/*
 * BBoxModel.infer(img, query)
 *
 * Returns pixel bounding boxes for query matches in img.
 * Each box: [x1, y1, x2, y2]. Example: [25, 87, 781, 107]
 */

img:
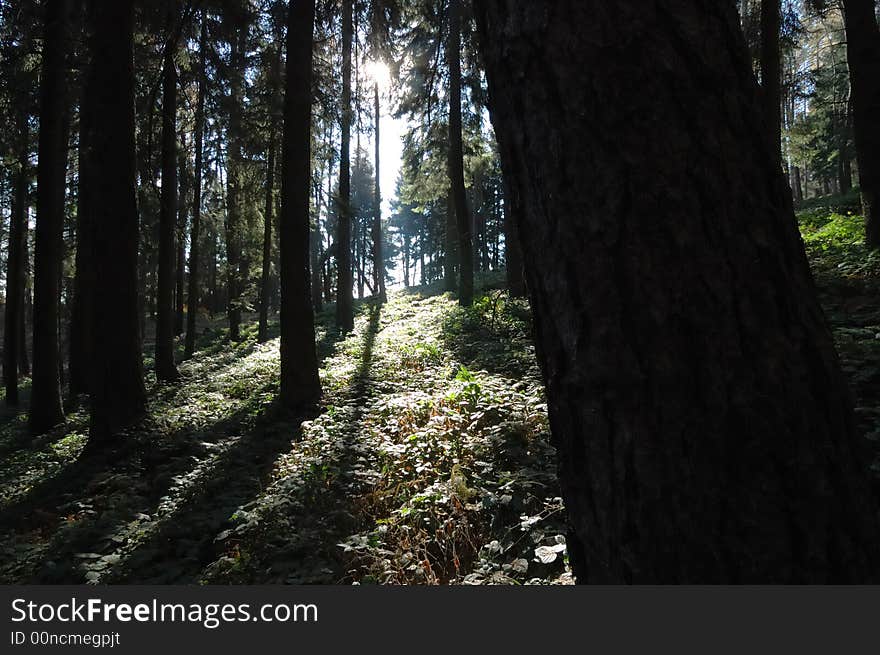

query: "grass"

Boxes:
[2, 196, 878, 585]
[0, 278, 570, 585]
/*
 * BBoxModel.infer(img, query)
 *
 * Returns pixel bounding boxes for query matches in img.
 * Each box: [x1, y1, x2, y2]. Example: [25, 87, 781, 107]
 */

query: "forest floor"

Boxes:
[0, 275, 570, 585]
[1, 193, 879, 585]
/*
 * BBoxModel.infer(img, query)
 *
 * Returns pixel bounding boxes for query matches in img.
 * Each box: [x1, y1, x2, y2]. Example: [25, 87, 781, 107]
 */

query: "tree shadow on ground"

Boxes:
[0, 315, 349, 584]
[102, 303, 383, 584]
[0, 305, 385, 584]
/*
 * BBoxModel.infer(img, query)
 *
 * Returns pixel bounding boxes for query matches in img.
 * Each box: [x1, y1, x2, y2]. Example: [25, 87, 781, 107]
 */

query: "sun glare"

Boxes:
[366, 60, 391, 90]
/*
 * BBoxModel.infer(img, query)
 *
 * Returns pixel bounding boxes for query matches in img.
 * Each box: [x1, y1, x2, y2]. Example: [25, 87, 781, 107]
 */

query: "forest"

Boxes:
[0, 0, 878, 585]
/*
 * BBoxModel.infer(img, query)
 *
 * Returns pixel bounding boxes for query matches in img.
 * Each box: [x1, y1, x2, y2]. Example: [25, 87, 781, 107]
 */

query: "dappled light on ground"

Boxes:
[0, 280, 572, 585]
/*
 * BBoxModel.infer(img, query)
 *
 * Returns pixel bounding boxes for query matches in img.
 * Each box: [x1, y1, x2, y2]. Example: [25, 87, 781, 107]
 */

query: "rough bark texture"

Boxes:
[85, 0, 145, 445]
[31, 0, 72, 433]
[279, 0, 321, 411]
[502, 177, 526, 297]
[336, 0, 354, 332]
[372, 81, 386, 303]
[184, 12, 207, 359]
[760, 0, 781, 167]
[4, 117, 28, 407]
[156, 45, 179, 381]
[842, 0, 880, 248]
[448, 0, 473, 306]
[475, 1, 880, 583]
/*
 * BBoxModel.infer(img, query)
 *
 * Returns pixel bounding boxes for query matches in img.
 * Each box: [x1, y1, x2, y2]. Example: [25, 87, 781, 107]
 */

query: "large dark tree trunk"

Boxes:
[84, 0, 145, 446]
[185, 12, 207, 359]
[156, 43, 179, 381]
[31, 0, 72, 433]
[336, 0, 354, 332]
[69, 55, 94, 396]
[842, 0, 880, 247]
[4, 118, 29, 407]
[372, 81, 386, 302]
[475, 1, 880, 583]
[760, 0, 781, 167]
[279, 0, 321, 411]
[502, 179, 526, 298]
[448, 0, 473, 306]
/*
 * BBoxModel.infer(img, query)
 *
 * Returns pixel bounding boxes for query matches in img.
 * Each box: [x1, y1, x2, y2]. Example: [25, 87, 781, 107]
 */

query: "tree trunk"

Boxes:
[84, 0, 145, 446]
[336, 0, 354, 332]
[444, 191, 457, 292]
[156, 44, 179, 381]
[842, 0, 880, 247]
[502, 178, 526, 298]
[448, 0, 473, 306]
[69, 31, 94, 396]
[279, 0, 321, 411]
[4, 117, 29, 407]
[226, 26, 245, 341]
[419, 218, 426, 286]
[403, 230, 411, 288]
[312, 130, 331, 314]
[185, 12, 207, 359]
[175, 131, 188, 337]
[793, 165, 804, 206]
[310, 193, 324, 314]
[476, 0, 880, 583]
[760, 0, 781, 167]
[20, 280, 30, 377]
[259, 134, 276, 343]
[372, 81, 386, 302]
[31, 0, 72, 432]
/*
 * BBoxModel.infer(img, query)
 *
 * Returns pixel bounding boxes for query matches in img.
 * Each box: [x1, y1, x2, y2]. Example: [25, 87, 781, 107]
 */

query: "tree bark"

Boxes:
[336, 0, 354, 332]
[841, 0, 880, 247]
[155, 43, 179, 381]
[444, 191, 457, 292]
[84, 0, 145, 446]
[69, 60, 93, 395]
[279, 0, 321, 411]
[793, 165, 804, 206]
[185, 11, 207, 359]
[259, 135, 276, 343]
[760, 0, 781, 167]
[225, 24, 245, 341]
[476, 0, 880, 583]
[448, 0, 473, 306]
[502, 177, 526, 297]
[31, 0, 72, 432]
[175, 131, 188, 337]
[4, 116, 29, 407]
